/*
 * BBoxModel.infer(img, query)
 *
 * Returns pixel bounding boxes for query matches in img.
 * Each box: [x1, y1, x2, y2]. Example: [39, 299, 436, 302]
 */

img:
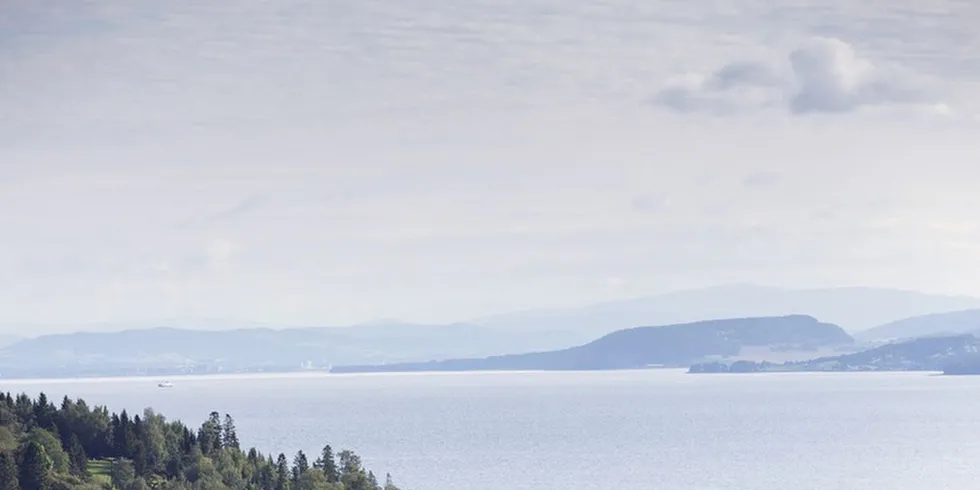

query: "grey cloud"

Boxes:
[706, 61, 786, 91]
[654, 37, 943, 115]
[787, 37, 931, 114]
[653, 62, 787, 114]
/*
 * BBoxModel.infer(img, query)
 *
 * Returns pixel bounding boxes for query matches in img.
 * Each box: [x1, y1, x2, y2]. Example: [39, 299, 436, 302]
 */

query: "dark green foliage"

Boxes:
[33, 393, 54, 431]
[18, 440, 52, 490]
[65, 434, 87, 475]
[0, 450, 19, 490]
[292, 450, 310, 483]
[317, 445, 339, 483]
[197, 412, 223, 457]
[221, 414, 239, 450]
[0, 392, 404, 490]
[275, 453, 290, 490]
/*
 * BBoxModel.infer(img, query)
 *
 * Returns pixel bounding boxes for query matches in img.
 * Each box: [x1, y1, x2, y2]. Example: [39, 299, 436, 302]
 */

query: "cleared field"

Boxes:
[87, 458, 113, 485]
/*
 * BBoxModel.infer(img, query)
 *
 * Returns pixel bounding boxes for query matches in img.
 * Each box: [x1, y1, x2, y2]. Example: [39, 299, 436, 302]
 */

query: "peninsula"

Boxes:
[331, 315, 854, 373]
[689, 334, 980, 373]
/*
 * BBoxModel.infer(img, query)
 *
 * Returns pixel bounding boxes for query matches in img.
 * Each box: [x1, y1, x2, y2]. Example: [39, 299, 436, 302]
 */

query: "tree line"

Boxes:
[0, 392, 402, 490]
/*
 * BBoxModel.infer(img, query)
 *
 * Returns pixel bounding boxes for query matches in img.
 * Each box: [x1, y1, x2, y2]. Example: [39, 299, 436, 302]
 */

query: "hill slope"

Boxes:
[473, 284, 980, 335]
[331, 315, 853, 373]
[0, 334, 19, 349]
[855, 309, 980, 342]
[692, 335, 980, 373]
[0, 323, 572, 378]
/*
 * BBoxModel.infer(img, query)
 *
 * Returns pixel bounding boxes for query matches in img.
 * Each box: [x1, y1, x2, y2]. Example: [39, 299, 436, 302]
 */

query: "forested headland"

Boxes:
[0, 392, 401, 490]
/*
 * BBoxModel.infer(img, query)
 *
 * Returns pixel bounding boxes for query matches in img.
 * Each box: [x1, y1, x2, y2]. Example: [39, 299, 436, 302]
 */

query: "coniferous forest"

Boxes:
[0, 392, 401, 490]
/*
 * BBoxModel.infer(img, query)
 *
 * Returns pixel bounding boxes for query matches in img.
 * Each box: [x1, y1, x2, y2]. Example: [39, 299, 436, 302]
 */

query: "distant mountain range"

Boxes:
[3, 284, 980, 378]
[0, 335, 20, 349]
[0, 323, 571, 378]
[854, 309, 980, 342]
[470, 284, 980, 336]
[331, 315, 854, 373]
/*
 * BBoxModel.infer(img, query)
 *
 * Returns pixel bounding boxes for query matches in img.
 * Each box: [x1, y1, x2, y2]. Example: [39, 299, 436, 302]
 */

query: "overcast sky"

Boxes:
[2, 0, 980, 333]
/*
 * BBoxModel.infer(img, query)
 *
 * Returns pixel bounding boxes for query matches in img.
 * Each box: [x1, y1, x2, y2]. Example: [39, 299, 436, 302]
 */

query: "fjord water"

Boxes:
[4, 370, 980, 489]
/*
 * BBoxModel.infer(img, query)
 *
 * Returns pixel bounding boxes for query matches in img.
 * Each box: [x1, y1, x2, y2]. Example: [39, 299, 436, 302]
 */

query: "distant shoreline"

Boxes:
[0, 367, 699, 384]
[0, 366, 969, 385]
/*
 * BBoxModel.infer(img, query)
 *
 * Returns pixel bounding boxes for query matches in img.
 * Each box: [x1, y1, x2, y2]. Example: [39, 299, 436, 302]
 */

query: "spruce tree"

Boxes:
[0, 450, 19, 490]
[292, 450, 310, 482]
[275, 453, 290, 490]
[319, 444, 339, 483]
[33, 393, 52, 430]
[66, 434, 87, 475]
[18, 440, 52, 490]
[114, 411, 132, 458]
[222, 414, 240, 450]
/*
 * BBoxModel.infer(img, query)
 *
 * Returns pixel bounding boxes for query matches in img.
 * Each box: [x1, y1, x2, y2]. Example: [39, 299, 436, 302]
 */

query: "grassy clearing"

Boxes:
[87, 458, 113, 485]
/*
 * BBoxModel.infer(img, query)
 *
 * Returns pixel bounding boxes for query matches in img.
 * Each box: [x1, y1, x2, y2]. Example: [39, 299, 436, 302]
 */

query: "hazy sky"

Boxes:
[3, 0, 980, 333]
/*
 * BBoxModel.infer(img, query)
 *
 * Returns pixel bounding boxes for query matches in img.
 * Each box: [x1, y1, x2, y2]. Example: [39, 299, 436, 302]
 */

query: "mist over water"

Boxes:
[4, 370, 979, 489]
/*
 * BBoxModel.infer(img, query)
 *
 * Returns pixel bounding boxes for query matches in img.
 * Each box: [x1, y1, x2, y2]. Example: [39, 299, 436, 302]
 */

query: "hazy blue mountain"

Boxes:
[4, 284, 977, 379]
[0, 335, 20, 349]
[692, 335, 980, 373]
[0, 323, 573, 378]
[472, 284, 980, 335]
[854, 309, 980, 342]
[331, 315, 853, 373]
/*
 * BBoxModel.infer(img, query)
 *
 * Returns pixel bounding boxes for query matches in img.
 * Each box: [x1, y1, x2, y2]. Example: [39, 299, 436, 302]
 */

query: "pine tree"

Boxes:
[258, 463, 276, 490]
[66, 434, 87, 475]
[32, 393, 54, 431]
[113, 411, 132, 458]
[13, 395, 34, 429]
[275, 453, 290, 490]
[222, 414, 240, 450]
[319, 444, 339, 483]
[0, 450, 19, 490]
[197, 412, 222, 456]
[18, 440, 52, 490]
[292, 450, 309, 482]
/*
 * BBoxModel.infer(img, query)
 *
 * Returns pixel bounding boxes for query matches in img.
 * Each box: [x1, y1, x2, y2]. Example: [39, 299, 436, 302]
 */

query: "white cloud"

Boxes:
[654, 37, 944, 115]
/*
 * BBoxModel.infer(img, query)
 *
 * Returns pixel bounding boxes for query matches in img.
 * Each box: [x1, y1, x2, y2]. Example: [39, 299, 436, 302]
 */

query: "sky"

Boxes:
[2, 0, 980, 333]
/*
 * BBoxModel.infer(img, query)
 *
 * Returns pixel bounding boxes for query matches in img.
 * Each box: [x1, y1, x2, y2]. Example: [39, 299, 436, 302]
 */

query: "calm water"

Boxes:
[3, 370, 980, 489]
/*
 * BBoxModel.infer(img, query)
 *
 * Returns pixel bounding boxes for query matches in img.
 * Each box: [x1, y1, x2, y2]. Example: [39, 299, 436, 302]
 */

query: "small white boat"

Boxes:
[157, 381, 174, 388]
